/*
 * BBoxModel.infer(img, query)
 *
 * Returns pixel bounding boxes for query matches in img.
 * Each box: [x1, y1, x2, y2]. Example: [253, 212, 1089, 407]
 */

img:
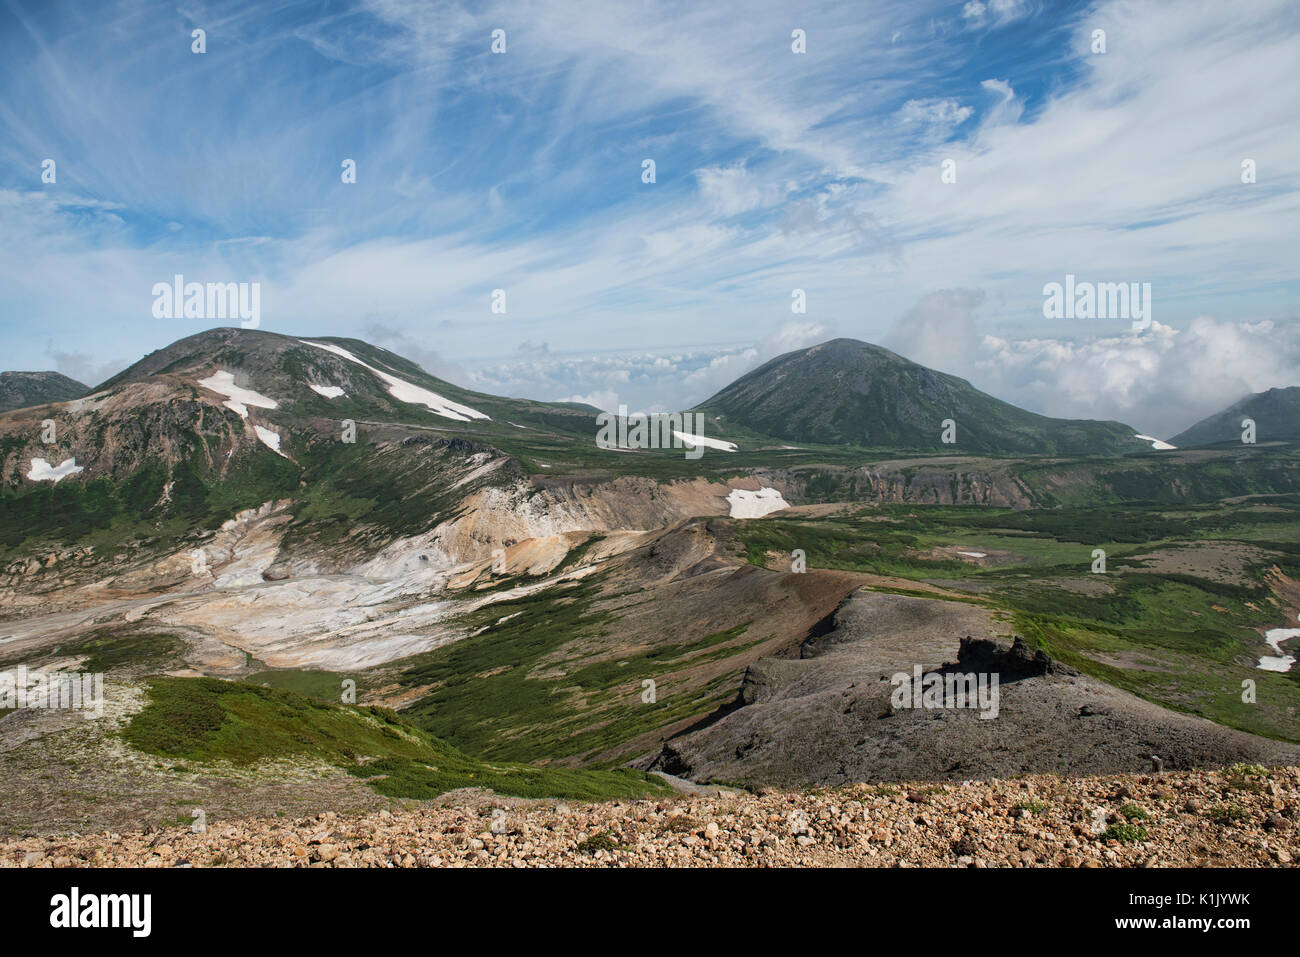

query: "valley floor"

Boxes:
[6, 766, 1297, 868]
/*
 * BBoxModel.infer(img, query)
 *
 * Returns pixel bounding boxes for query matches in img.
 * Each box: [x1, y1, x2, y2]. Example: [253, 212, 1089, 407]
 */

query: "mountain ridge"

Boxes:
[1171, 386, 1300, 447]
[0, 371, 87, 413]
[693, 337, 1143, 456]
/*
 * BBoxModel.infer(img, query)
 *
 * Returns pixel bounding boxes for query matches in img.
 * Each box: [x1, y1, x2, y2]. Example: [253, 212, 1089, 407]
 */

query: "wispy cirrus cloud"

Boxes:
[0, 0, 1295, 433]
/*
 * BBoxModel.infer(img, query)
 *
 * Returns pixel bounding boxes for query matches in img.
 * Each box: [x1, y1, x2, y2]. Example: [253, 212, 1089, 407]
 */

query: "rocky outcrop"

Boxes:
[948, 635, 1080, 680]
[650, 590, 1300, 788]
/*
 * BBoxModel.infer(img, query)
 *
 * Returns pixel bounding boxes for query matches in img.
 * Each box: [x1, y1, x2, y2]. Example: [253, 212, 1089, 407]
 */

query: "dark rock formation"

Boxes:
[945, 635, 1079, 680]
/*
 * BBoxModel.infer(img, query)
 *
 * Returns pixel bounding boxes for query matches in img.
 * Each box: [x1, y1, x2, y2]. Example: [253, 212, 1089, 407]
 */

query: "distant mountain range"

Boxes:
[0, 371, 87, 412]
[1170, 387, 1300, 447]
[2, 329, 1293, 505]
[693, 338, 1142, 455]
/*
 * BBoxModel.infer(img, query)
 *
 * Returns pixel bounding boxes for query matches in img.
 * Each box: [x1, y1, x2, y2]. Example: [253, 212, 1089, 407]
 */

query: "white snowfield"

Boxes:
[957, 550, 987, 558]
[726, 486, 789, 518]
[309, 384, 346, 398]
[253, 425, 288, 457]
[1260, 615, 1300, 673]
[301, 340, 489, 422]
[27, 457, 83, 483]
[197, 370, 279, 418]
[673, 430, 738, 452]
[1135, 434, 1176, 450]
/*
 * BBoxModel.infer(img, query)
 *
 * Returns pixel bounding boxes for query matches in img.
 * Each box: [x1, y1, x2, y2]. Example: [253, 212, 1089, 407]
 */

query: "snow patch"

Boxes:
[957, 551, 987, 558]
[1135, 434, 1176, 450]
[301, 340, 489, 422]
[197, 370, 279, 418]
[1259, 616, 1300, 672]
[726, 486, 789, 518]
[254, 425, 288, 457]
[309, 384, 346, 399]
[674, 430, 738, 452]
[27, 457, 83, 483]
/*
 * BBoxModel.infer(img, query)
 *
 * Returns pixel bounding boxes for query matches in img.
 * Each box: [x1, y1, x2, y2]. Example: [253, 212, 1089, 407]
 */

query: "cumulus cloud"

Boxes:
[44, 345, 127, 390]
[880, 290, 1300, 439]
[897, 98, 975, 145]
[899, 98, 973, 128]
[468, 320, 838, 414]
[976, 318, 1300, 438]
[694, 165, 782, 218]
[883, 289, 984, 376]
[473, 350, 677, 413]
[761, 320, 838, 358]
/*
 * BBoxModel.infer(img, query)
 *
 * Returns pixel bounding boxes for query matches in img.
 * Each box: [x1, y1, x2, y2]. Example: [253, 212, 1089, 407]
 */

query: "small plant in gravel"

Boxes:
[1205, 803, 1249, 824]
[1224, 764, 1267, 792]
[1119, 803, 1150, 821]
[577, 832, 622, 853]
[1014, 800, 1048, 814]
[1102, 822, 1148, 843]
[660, 815, 701, 834]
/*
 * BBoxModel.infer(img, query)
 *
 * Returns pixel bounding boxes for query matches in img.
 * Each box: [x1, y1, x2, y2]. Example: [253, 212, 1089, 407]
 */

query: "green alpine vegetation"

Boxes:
[393, 577, 757, 765]
[124, 676, 670, 801]
[1170, 387, 1300, 447]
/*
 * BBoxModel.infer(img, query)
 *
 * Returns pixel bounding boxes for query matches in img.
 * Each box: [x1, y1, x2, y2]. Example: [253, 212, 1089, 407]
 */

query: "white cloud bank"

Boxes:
[885, 290, 1300, 439]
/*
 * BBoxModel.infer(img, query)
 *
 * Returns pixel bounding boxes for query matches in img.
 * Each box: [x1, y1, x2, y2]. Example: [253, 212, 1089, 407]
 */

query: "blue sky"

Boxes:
[1, 0, 1298, 436]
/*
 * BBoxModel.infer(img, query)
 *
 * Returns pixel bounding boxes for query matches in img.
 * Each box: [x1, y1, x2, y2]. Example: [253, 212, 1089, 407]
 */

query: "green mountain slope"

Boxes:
[126, 676, 668, 801]
[693, 338, 1142, 456]
[1170, 387, 1300, 447]
[0, 371, 87, 412]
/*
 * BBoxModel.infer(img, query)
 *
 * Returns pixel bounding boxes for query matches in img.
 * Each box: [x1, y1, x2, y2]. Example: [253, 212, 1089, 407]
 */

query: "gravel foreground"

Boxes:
[6, 767, 1298, 868]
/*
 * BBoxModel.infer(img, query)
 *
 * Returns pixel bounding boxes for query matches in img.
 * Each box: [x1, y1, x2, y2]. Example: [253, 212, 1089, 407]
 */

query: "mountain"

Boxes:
[0, 327, 606, 558]
[1170, 387, 1300, 447]
[0, 327, 604, 486]
[92, 326, 598, 435]
[0, 371, 87, 412]
[693, 338, 1142, 455]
